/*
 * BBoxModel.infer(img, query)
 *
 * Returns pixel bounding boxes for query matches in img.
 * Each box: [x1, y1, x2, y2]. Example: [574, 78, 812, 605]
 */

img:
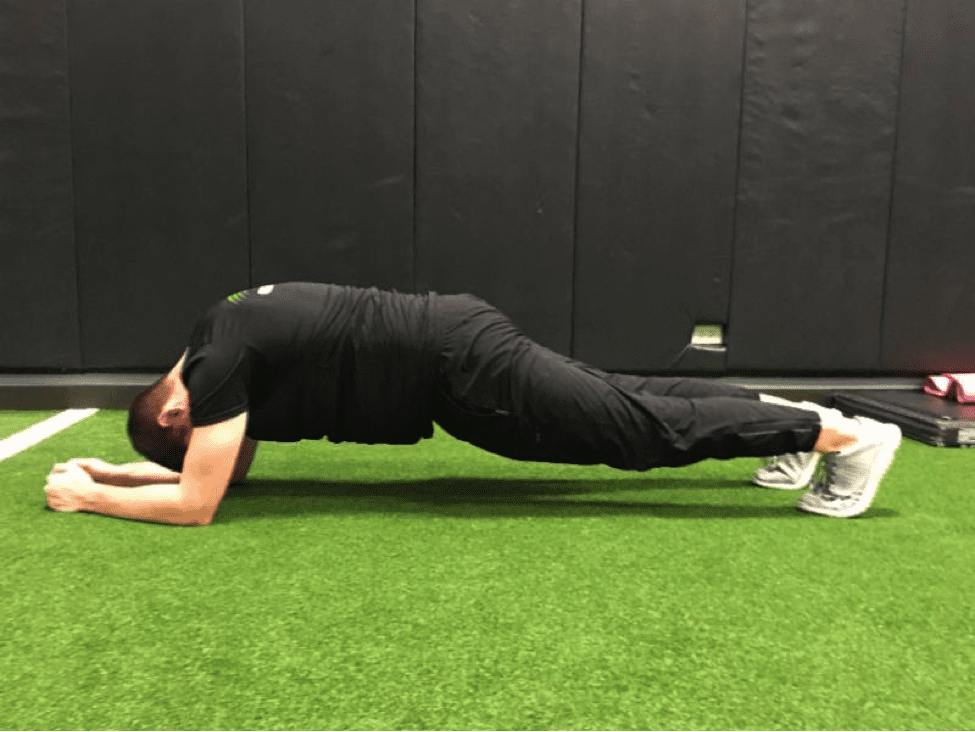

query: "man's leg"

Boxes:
[431, 295, 822, 470]
[751, 394, 849, 489]
[550, 344, 871, 467]
[430, 295, 900, 517]
[523, 348, 767, 402]
[524, 358, 900, 518]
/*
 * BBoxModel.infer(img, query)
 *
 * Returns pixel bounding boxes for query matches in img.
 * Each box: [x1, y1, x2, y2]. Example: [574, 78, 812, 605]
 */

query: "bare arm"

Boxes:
[119, 461, 181, 486]
[78, 482, 212, 526]
[79, 463, 249, 524]
[47, 458, 180, 487]
[116, 437, 257, 486]
[45, 413, 249, 525]
[231, 437, 259, 484]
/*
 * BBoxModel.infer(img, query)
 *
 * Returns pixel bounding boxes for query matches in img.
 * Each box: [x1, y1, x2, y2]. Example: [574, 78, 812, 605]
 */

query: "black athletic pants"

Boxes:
[430, 294, 821, 471]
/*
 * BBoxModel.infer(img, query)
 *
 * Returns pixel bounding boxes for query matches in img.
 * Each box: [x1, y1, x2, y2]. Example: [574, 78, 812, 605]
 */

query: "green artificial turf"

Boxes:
[1, 410, 973, 730]
[0, 409, 59, 440]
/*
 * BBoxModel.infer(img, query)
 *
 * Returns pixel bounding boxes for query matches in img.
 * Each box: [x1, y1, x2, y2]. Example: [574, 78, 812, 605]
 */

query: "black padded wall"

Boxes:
[414, 0, 581, 352]
[882, 0, 975, 372]
[727, 0, 905, 371]
[69, 0, 249, 368]
[6, 0, 975, 374]
[246, 0, 415, 292]
[573, 0, 747, 371]
[0, 0, 80, 369]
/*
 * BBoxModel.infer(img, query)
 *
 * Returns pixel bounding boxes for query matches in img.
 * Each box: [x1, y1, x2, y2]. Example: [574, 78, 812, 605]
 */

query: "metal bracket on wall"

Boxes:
[667, 323, 727, 371]
[690, 323, 726, 352]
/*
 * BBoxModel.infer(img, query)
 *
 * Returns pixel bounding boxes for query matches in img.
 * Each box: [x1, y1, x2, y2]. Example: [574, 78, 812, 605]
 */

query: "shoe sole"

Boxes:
[753, 453, 821, 490]
[797, 423, 902, 518]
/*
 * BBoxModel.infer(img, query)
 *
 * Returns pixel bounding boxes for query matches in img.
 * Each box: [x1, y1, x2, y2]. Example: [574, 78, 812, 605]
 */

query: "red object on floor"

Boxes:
[923, 374, 975, 403]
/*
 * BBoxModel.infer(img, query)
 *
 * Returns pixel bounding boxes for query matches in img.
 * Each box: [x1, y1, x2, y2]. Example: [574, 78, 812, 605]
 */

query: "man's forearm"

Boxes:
[115, 462, 181, 488]
[82, 483, 212, 525]
[114, 462, 247, 488]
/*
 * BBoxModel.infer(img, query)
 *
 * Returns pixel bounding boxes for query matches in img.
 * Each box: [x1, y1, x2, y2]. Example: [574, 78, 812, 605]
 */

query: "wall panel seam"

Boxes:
[878, 0, 911, 370]
[412, 0, 419, 293]
[65, 0, 84, 368]
[241, 0, 253, 289]
[569, 0, 587, 359]
[724, 0, 751, 347]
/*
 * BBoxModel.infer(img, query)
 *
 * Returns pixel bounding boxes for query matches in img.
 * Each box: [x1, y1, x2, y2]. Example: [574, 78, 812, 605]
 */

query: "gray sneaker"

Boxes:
[797, 417, 902, 518]
[753, 452, 821, 490]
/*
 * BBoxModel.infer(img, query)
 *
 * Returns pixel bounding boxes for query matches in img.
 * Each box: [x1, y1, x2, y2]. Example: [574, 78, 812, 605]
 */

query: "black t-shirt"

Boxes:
[181, 283, 441, 444]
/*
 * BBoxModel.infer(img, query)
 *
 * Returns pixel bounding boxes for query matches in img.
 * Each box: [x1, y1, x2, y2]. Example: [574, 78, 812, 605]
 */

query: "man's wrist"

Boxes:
[79, 483, 102, 512]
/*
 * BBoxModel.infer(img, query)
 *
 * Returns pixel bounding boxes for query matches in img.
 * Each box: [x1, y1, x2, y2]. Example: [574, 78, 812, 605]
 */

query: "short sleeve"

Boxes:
[182, 343, 252, 427]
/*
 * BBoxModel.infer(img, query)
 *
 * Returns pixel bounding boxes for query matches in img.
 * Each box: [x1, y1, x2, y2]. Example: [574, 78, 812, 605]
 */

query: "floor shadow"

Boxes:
[219, 477, 899, 522]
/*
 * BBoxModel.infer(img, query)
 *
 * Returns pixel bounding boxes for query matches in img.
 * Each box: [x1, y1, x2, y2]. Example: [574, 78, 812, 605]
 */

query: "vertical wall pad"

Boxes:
[573, 0, 747, 372]
[0, 0, 80, 368]
[415, 0, 581, 352]
[728, 0, 905, 371]
[246, 0, 415, 292]
[882, 0, 975, 373]
[70, 0, 248, 369]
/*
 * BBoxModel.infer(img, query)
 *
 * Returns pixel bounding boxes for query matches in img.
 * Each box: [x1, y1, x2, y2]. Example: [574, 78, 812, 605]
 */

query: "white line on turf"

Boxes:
[0, 409, 100, 463]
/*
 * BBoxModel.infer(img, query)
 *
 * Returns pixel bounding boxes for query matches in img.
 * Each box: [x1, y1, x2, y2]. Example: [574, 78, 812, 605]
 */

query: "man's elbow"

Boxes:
[175, 473, 229, 526]
[184, 511, 215, 527]
[179, 500, 218, 526]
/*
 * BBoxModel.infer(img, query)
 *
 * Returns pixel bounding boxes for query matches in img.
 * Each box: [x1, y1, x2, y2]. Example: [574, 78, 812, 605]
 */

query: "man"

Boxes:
[45, 282, 901, 525]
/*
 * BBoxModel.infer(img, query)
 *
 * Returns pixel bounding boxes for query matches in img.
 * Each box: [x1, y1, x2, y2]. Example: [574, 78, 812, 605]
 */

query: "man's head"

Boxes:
[127, 368, 192, 472]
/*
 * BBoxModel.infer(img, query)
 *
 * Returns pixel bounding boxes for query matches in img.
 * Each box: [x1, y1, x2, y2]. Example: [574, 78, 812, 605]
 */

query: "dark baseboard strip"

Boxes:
[0, 374, 925, 411]
[0, 374, 162, 410]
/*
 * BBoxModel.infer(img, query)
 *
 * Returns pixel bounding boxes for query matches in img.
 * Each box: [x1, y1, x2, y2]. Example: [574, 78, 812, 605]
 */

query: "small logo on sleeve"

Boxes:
[227, 285, 274, 304]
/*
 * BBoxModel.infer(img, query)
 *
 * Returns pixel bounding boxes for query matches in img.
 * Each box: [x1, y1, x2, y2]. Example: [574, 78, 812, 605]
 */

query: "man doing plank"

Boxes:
[45, 283, 901, 524]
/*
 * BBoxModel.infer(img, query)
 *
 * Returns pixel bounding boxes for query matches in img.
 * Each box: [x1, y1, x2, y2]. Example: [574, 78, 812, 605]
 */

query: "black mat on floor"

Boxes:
[832, 390, 975, 447]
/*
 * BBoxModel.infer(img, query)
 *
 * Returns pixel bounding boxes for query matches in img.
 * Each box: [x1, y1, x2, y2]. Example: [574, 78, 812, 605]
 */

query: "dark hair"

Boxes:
[127, 377, 188, 472]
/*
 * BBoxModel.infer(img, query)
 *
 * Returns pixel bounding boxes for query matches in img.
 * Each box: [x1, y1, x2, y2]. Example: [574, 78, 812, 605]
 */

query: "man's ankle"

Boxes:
[814, 425, 858, 454]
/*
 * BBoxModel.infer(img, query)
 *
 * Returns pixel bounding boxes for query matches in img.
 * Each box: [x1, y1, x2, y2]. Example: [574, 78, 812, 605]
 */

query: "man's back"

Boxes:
[182, 283, 441, 444]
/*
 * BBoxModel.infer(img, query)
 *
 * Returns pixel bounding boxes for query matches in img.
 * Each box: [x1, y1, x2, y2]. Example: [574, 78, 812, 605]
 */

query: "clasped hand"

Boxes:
[45, 458, 106, 512]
